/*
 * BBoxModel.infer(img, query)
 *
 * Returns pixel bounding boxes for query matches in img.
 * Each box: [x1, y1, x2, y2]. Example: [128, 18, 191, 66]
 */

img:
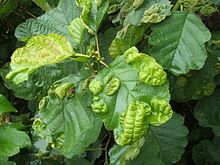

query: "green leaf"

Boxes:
[79, 0, 109, 33]
[169, 53, 220, 102]
[109, 24, 147, 58]
[194, 89, 220, 136]
[182, 0, 218, 16]
[129, 113, 188, 164]
[0, 0, 16, 16]
[149, 11, 211, 75]
[32, 0, 52, 11]
[99, 27, 117, 63]
[33, 75, 102, 158]
[123, 0, 172, 26]
[0, 125, 31, 157]
[6, 34, 74, 84]
[1, 59, 79, 100]
[68, 18, 92, 54]
[0, 94, 17, 113]
[15, 0, 80, 41]
[89, 47, 172, 146]
[0, 157, 15, 165]
[193, 137, 220, 165]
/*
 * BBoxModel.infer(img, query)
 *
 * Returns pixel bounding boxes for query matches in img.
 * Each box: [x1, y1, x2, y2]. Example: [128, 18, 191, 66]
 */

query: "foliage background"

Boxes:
[0, 0, 220, 164]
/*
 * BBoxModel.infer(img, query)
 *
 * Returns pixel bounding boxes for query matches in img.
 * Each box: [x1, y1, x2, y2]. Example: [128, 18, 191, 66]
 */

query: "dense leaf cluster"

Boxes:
[0, 0, 220, 164]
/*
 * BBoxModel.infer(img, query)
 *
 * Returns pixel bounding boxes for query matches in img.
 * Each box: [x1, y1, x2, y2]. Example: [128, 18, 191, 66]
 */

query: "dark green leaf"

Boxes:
[193, 137, 220, 165]
[33, 75, 102, 158]
[194, 89, 220, 136]
[15, 0, 80, 41]
[149, 11, 211, 75]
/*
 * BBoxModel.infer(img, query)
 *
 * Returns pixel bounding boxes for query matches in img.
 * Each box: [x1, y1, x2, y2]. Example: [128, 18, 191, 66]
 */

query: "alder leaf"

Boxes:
[149, 11, 211, 75]
[89, 47, 172, 146]
[194, 89, 220, 136]
[78, 0, 109, 33]
[6, 34, 74, 84]
[0, 125, 31, 157]
[15, 0, 80, 41]
[0, 94, 17, 113]
[33, 75, 102, 158]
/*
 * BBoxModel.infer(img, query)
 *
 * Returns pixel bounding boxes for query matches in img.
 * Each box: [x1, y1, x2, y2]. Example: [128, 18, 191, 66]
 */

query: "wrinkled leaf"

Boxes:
[1, 59, 79, 100]
[0, 125, 31, 157]
[149, 11, 211, 75]
[79, 0, 109, 33]
[109, 24, 147, 58]
[6, 34, 74, 84]
[182, 0, 218, 16]
[89, 47, 172, 146]
[33, 75, 102, 158]
[129, 113, 188, 164]
[194, 89, 220, 136]
[123, 0, 172, 26]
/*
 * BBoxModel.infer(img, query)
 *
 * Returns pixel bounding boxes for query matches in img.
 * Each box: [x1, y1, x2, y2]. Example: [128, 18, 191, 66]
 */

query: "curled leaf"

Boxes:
[118, 100, 151, 145]
[141, 0, 172, 24]
[146, 99, 173, 126]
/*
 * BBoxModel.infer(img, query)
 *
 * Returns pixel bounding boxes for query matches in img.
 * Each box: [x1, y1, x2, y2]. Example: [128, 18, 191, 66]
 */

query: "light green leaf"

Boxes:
[89, 47, 172, 146]
[129, 113, 188, 164]
[68, 18, 91, 54]
[149, 11, 211, 75]
[0, 125, 31, 157]
[109, 24, 146, 58]
[193, 137, 220, 165]
[15, 0, 80, 41]
[169, 53, 220, 102]
[123, 0, 172, 26]
[0, 94, 17, 113]
[32, 0, 52, 11]
[33, 75, 102, 158]
[79, 0, 109, 33]
[182, 0, 218, 16]
[0, 157, 15, 165]
[194, 89, 220, 136]
[6, 34, 74, 84]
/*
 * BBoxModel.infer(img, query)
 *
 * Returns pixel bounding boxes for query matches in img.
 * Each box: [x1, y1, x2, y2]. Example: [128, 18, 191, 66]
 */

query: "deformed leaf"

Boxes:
[194, 89, 220, 136]
[0, 125, 31, 157]
[33, 75, 102, 158]
[129, 113, 188, 164]
[109, 24, 146, 58]
[1, 59, 79, 100]
[79, 0, 109, 33]
[6, 34, 74, 84]
[89, 47, 172, 146]
[141, 0, 172, 24]
[0, 94, 17, 113]
[149, 11, 211, 75]
[182, 0, 218, 16]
